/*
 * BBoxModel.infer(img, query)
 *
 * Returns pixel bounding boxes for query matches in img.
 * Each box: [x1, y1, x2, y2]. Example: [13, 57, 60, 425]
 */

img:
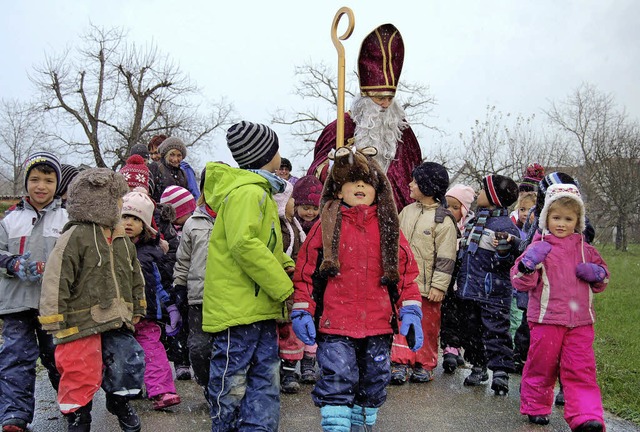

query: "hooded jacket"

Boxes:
[292, 204, 422, 338]
[511, 232, 608, 327]
[38, 222, 146, 344]
[201, 163, 294, 333]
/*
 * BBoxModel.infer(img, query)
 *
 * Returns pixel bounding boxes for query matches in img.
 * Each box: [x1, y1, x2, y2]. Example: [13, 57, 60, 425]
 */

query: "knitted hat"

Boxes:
[539, 183, 586, 234]
[58, 164, 80, 197]
[226, 121, 279, 169]
[148, 134, 167, 150]
[292, 175, 323, 207]
[158, 136, 187, 159]
[482, 174, 519, 208]
[274, 181, 294, 218]
[412, 162, 449, 203]
[160, 185, 196, 220]
[129, 143, 150, 160]
[446, 184, 475, 220]
[518, 163, 545, 192]
[122, 191, 157, 235]
[23, 151, 61, 194]
[119, 155, 150, 190]
[67, 168, 129, 228]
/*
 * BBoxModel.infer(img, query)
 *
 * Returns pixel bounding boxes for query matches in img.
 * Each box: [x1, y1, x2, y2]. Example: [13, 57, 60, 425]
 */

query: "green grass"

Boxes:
[594, 243, 640, 424]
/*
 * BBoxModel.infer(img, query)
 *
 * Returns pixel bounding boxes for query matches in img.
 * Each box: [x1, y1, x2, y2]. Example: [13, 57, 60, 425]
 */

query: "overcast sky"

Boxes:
[1, 1, 639, 173]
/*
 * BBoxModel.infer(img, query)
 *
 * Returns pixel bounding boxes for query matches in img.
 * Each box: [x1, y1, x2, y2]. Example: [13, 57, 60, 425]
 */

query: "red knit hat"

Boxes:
[119, 155, 150, 191]
[358, 24, 404, 97]
[291, 175, 323, 207]
[160, 186, 196, 220]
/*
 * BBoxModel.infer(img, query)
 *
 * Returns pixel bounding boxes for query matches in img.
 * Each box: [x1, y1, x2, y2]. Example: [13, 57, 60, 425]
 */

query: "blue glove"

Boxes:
[576, 263, 606, 283]
[291, 310, 316, 346]
[165, 304, 182, 337]
[26, 260, 45, 282]
[6, 251, 32, 281]
[398, 305, 423, 352]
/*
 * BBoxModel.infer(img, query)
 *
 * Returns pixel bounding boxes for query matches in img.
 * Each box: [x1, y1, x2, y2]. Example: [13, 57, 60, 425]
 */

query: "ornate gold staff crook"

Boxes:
[331, 7, 355, 149]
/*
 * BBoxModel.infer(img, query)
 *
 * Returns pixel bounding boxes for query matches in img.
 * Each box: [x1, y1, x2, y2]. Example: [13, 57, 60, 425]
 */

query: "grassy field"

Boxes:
[595, 243, 640, 424]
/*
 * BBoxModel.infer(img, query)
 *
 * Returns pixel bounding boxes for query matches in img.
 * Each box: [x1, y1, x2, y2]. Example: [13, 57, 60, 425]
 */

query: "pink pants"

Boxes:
[134, 319, 176, 398]
[277, 322, 316, 361]
[521, 323, 604, 430]
[391, 297, 440, 370]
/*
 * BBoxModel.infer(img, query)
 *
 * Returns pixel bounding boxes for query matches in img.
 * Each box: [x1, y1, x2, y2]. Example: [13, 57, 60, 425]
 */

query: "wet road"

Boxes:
[30, 364, 639, 431]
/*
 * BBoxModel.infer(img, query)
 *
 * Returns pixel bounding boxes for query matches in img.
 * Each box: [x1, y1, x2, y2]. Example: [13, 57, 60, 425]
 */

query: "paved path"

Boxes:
[30, 364, 639, 431]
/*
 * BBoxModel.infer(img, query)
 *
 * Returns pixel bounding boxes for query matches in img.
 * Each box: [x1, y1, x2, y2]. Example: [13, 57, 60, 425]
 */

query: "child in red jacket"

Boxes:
[292, 146, 422, 432]
[511, 184, 608, 431]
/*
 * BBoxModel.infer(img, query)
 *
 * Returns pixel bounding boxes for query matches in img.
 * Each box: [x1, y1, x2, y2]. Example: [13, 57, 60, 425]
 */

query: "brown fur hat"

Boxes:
[67, 168, 129, 228]
[319, 146, 400, 284]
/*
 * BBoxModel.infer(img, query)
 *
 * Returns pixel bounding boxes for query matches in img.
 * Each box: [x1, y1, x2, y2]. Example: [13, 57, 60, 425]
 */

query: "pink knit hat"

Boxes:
[160, 186, 196, 220]
[446, 184, 475, 219]
[122, 191, 157, 235]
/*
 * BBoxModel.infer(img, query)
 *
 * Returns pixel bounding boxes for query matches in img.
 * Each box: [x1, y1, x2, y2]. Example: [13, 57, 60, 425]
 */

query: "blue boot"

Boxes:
[350, 405, 378, 431]
[320, 405, 351, 432]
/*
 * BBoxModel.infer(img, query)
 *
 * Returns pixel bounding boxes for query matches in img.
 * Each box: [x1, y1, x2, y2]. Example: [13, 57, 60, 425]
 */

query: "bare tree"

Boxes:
[271, 60, 438, 158]
[0, 99, 53, 195]
[546, 83, 640, 250]
[31, 24, 234, 170]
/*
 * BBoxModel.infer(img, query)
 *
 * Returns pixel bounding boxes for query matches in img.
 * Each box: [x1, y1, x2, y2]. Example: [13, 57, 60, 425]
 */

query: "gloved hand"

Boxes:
[520, 241, 552, 271]
[398, 305, 424, 352]
[6, 251, 32, 281]
[26, 261, 45, 282]
[291, 310, 316, 346]
[576, 263, 606, 283]
[494, 232, 511, 256]
[165, 304, 182, 337]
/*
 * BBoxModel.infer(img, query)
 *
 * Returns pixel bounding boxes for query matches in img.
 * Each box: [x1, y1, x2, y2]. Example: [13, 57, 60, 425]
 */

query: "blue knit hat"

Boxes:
[23, 151, 61, 194]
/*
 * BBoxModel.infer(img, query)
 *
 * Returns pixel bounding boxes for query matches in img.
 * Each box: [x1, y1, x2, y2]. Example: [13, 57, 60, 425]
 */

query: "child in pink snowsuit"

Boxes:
[511, 183, 608, 432]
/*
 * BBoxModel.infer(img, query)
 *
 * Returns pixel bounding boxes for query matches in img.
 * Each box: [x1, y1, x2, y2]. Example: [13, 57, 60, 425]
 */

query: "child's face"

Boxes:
[408, 178, 426, 201]
[547, 207, 578, 238]
[338, 180, 375, 207]
[122, 215, 144, 239]
[446, 196, 463, 222]
[518, 201, 535, 225]
[296, 204, 319, 222]
[285, 198, 295, 220]
[476, 189, 492, 208]
[27, 168, 57, 211]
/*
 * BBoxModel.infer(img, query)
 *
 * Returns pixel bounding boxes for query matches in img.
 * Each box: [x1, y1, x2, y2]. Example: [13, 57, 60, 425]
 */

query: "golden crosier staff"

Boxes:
[331, 7, 355, 149]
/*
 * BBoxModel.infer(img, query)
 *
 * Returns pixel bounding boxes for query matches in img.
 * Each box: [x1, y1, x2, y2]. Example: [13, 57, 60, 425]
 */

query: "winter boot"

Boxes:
[390, 363, 410, 385]
[106, 394, 141, 432]
[410, 365, 434, 383]
[300, 354, 317, 384]
[555, 381, 565, 406]
[527, 415, 550, 425]
[491, 370, 509, 395]
[350, 404, 378, 431]
[280, 360, 301, 394]
[463, 366, 489, 386]
[151, 392, 181, 410]
[573, 420, 604, 432]
[65, 401, 93, 432]
[320, 405, 352, 432]
[442, 347, 460, 374]
[1, 418, 27, 432]
[175, 365, 192, 381]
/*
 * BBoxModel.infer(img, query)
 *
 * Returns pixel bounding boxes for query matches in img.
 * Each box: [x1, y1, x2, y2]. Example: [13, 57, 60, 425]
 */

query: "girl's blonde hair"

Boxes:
[517, 191, 536, 208]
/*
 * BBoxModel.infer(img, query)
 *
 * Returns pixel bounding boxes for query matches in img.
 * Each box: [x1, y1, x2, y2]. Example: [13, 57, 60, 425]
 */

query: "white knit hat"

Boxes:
[539, 183, 585, 234]
[122, 191, 157, 235]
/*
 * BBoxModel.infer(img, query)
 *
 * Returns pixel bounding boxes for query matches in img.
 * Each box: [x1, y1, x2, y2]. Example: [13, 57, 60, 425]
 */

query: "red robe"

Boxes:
[307, 112, 423, 212]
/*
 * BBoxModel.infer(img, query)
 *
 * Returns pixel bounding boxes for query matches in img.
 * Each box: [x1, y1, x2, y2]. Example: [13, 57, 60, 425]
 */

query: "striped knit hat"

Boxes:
[482, 174, 518, 208]
[160, 186, 196, 220]
[58, 164, 80, 197]
[23, 151, 62, 194]
[226, 121, 279, 169]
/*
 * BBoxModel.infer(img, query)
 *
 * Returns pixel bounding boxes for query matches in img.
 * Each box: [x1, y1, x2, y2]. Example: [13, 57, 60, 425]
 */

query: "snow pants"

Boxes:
[165, 285, 190, 369]
[313, 334, 392, 409]
[134, 319, 176, 398]
[0, 310, 60, 426]
[391, 297, 440, 370]
[440, 287, 463, 350]
[521, 323, 604, 430]
[55, 327, 145, 413]
[208, 320, 280, 432]
[187, 304, 214, 388]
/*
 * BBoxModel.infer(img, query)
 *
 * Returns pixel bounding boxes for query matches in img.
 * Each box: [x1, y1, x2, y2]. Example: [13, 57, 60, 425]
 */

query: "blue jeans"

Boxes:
[208, 321, 280, 432]
[313, 334, 392, 409]
[0, 310, 60, 425]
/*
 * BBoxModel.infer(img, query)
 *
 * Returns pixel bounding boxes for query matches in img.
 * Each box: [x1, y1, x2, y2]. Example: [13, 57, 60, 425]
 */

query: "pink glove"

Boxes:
[521, 241, 552, 271]
[576, 263, 606, 283]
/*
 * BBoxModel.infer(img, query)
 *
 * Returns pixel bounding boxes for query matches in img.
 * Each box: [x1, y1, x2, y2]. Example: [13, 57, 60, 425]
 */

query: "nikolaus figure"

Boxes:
[308, 24, 423, 212]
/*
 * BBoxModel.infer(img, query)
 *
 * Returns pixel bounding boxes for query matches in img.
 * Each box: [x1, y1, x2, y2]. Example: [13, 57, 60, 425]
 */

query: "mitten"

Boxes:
[26, 261, 45, 282]
[6, 251, 32, 281]
[576, 263, 606, 283]
[520, 241, 552, 271]
[398, 305, 424, 352]
[165, 304, 182, 336]
[494, 232, 511, 256]
[291, 310, 316, 346]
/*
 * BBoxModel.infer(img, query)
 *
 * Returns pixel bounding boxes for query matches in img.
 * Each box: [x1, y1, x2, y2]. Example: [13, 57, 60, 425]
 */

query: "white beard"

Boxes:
[351, 96, 408, 173]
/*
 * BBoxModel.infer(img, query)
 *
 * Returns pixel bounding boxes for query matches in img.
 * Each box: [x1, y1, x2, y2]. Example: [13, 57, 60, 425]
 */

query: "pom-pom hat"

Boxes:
[120, 155, 150, 190]
[292, 175, 323, 207]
